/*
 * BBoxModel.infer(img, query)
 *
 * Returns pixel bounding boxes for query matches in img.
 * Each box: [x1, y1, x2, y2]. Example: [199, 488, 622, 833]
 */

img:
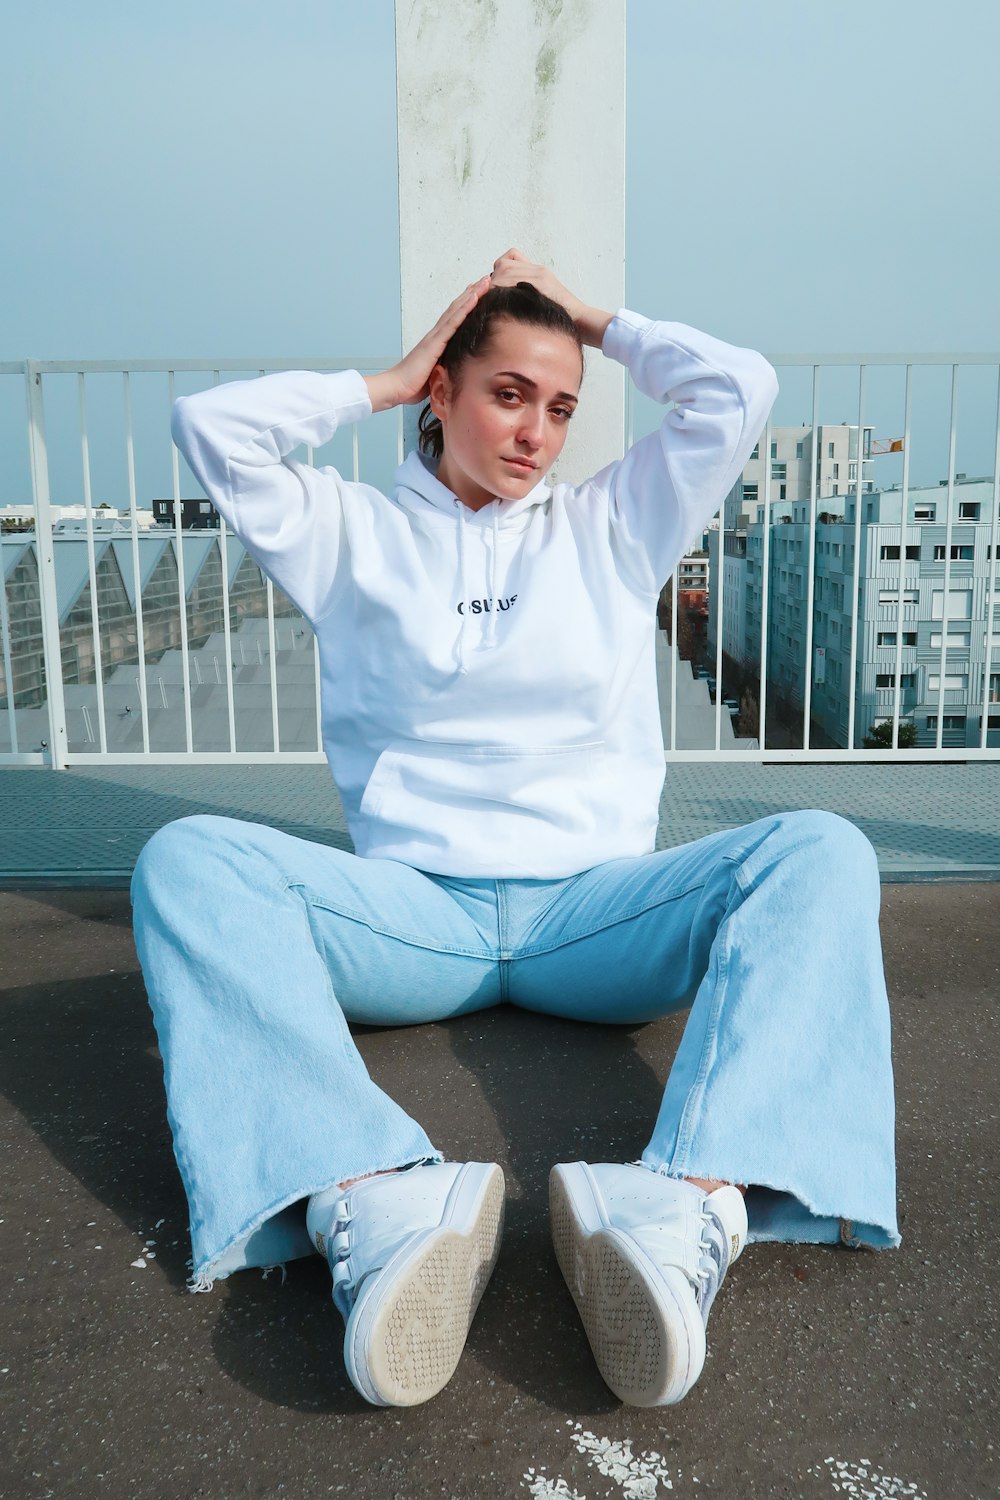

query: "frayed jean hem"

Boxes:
[187, 1150, 445, 1292]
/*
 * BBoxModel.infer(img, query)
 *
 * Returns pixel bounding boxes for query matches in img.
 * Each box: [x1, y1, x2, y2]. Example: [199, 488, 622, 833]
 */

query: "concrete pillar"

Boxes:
[394, 0, 626, 484]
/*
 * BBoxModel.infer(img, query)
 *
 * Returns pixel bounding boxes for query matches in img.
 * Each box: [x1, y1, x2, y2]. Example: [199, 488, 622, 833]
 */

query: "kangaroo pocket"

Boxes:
[358, 739, 610, 851]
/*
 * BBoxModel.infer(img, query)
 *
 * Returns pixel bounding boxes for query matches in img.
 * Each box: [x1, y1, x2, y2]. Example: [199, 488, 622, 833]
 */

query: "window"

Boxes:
[742, 483, 758, 504]
[958, 502, 980, 520]
[750, 443, 759, 459]
[930, 632, 971, 649]
[828, 442, 835, 459]
[933, 545, 974, 561]
[833, 485, 839, 496]
[882, 545, 920, 560]
[795, 441, 804, 459]
[927, 674, 968, 691]
[772, 462, 786, 480]
[199, 501, 211, 513]
[833, 463, 840, 480]
[914, 506, 936, 521]
[770, 440, 777, 459]
[849, 463, 857, 481]
[927, 716, 966, 730]
[931, 588, 972, 620]
[779, 484, 786, 500]
[878, 589, 918, 605]
[878, 632, 897, 646]
[876, 673, 915, 688]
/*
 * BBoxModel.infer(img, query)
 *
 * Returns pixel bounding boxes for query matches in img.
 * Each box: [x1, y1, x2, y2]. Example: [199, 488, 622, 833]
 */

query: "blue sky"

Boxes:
[2, 0, 998, 501]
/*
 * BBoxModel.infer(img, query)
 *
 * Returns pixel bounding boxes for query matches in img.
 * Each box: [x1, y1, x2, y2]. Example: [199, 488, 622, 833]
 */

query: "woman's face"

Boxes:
[430, 318, 583, 510]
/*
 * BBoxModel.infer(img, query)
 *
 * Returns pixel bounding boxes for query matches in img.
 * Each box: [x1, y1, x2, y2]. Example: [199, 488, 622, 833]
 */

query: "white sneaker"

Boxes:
[306, 1161, 504, 1406]
[549, 1161, 747, 1406]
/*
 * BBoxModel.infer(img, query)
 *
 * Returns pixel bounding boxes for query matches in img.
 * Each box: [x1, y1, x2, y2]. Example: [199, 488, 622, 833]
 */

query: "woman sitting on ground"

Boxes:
[132, 248, 899, 1410]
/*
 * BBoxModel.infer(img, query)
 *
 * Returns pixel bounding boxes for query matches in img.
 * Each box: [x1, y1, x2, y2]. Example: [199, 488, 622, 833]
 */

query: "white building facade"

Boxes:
[725, 423, 876, 529]
[708, 476, 1000, 749]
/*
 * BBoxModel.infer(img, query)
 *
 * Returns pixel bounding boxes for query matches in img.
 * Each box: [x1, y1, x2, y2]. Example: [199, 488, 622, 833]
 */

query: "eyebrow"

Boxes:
[493, 370, 579, 404]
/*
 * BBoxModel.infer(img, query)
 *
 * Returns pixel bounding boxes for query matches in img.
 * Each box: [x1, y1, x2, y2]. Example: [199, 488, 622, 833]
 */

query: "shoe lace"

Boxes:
[327, 1198, 356, 1314]
[693, 1208, 727, 1316]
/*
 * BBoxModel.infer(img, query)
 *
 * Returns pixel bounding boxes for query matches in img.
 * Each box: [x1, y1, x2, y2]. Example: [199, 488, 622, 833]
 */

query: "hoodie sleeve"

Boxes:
[591, 310, 778, 596]
[170, 369, 373, 624]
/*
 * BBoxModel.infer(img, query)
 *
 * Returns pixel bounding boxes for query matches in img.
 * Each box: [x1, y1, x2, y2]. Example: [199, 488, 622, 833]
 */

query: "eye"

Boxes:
[551, 405, 574, 422]
[497, 387, 522, 404]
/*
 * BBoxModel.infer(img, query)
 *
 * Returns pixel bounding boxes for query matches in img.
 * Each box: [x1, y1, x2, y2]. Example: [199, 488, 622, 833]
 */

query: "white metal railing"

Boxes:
[1, 352, 999, 767]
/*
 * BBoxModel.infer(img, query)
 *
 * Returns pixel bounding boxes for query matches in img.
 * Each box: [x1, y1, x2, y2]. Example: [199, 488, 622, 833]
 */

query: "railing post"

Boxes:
[25, 362, 69, 768]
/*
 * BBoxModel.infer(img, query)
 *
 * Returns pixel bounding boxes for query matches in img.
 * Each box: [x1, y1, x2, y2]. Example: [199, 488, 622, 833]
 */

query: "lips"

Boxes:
[503, 458, 537, 472]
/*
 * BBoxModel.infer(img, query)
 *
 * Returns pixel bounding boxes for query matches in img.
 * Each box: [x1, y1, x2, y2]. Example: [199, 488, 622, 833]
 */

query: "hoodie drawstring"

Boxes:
[455, 499, 470, 675]
[487, 504, 500, 648]
[454, 498, 503, 673]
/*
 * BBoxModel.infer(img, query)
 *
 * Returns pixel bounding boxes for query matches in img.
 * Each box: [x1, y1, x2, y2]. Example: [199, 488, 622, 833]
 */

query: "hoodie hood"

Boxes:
[392, 449, 552, 674]
[391, 448, 551, 522]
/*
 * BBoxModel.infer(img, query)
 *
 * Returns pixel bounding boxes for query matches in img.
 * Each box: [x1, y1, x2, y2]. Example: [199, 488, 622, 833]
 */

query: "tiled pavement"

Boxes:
[0, 760, 997, 884]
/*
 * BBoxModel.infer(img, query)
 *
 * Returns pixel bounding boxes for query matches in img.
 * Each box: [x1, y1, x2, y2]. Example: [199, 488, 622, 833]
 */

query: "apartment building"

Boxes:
[725, 423, 876, 530]
[707, 475, 1000, 749]
[676, 551, 709, 592]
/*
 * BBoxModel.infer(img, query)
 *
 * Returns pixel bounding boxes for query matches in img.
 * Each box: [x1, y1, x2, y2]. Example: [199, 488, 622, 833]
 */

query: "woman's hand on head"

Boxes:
[488, 248, 581, 318]
[489, 248, 612, 348]
[363, 276, 492, 414]
[362, 253, 613, 413]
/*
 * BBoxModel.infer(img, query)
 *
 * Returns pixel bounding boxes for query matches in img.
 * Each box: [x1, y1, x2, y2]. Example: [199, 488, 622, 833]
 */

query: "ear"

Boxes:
[427, 364, 452, 422]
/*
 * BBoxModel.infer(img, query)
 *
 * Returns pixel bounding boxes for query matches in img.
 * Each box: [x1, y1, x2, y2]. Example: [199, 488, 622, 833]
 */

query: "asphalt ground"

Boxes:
[0, 883, 997, 1500]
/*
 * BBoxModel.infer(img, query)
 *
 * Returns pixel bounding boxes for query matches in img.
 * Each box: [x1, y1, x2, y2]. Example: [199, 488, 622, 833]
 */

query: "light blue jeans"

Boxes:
[130, 808, 900, 1287]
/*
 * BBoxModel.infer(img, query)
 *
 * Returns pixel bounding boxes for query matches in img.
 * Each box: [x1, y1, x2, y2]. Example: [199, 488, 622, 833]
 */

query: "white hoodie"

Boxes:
[171, 310, 777, 878]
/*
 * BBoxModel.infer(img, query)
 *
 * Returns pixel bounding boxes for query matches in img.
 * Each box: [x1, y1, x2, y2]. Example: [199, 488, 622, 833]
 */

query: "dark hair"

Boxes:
[417, 281, 584, 461]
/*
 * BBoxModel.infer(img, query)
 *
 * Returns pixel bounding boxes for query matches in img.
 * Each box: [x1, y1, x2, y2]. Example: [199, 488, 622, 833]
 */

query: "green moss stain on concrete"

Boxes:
[531, 39, 561, 147]
[535, 0, 565, 25]
[473, 0, 499, 35]
[459, 125, 473, 189]
[535, 41, 559, 93]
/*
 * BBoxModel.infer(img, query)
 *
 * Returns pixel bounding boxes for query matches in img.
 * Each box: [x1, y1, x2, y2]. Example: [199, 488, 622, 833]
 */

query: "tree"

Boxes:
[862, 720, 917, 749]
[737, 689, 759, 739]
[657, 579, 696, 660]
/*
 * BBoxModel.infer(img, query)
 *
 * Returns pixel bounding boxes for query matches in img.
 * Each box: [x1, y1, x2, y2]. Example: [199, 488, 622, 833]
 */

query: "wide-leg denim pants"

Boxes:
[130, 807, 900, 1287]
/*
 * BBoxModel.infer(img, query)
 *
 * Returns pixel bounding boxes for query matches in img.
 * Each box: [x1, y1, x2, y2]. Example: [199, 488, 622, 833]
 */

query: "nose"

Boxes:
[516, 405, 545, 450]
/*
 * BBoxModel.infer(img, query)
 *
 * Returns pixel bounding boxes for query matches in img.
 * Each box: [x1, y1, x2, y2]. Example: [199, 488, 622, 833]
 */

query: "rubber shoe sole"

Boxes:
[344, 1162, 505, 1406]
[550, 1162, 705, 1406]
